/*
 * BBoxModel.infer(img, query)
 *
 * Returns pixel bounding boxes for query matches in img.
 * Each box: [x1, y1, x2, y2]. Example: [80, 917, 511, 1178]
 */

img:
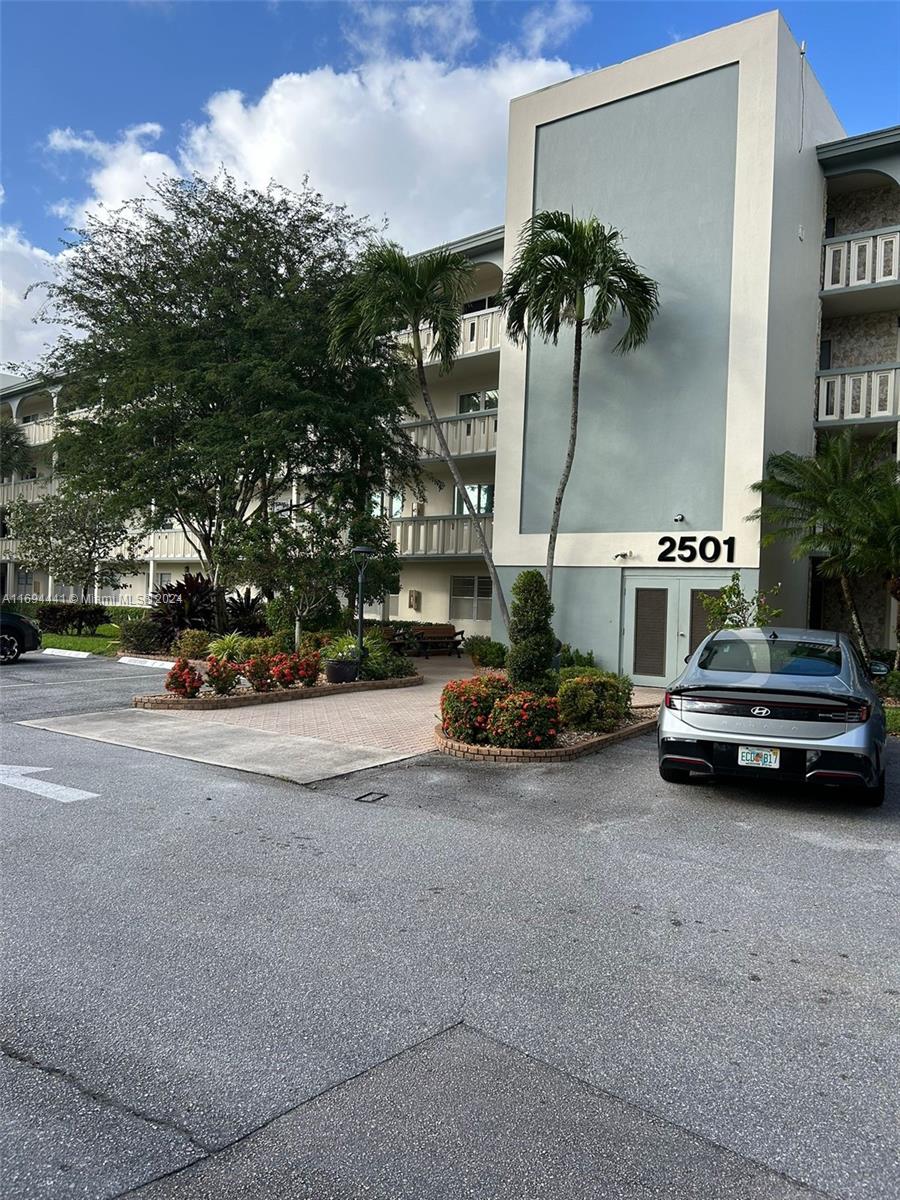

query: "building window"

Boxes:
[21, 466, 38, 481]
[824, 216, 836, 239]
[387, 588, 400, 618]
[458, 389, 498, 415]
[461, 294, 500, 315]
[15, 568, 34, 592]
[819, 340, 832, 371]
[372, 490, 404, 519]
[450, 575, 492, 622]
[454, 484, 494, 515]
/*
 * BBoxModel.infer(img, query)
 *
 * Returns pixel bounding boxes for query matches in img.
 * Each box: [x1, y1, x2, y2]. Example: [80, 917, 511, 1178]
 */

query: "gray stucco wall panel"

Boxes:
[521, 65, 739, 535]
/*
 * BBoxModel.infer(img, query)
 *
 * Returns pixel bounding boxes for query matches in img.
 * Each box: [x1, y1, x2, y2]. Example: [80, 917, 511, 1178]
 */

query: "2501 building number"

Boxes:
[657, 535, 735, 563]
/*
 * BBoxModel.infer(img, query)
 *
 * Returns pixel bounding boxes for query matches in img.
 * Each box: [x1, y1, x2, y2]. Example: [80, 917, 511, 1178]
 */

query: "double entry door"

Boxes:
[622, 572, 726, 687]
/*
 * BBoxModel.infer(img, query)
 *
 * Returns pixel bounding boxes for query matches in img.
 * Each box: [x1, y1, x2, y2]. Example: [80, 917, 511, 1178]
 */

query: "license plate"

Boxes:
[738, 745, 780, 769]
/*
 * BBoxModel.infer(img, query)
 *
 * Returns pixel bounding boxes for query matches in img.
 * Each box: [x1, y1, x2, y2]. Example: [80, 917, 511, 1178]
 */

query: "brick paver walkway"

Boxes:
[174, 657, 664, 758]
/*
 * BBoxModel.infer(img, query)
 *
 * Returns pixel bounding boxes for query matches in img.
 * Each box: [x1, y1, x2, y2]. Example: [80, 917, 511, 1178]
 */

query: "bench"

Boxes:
[409, 624, 465, 659]
[379, 626, 413, 655]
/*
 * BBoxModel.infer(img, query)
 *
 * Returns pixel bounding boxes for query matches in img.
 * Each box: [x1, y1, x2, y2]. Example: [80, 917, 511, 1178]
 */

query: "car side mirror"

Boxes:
[684, 654, 692, 664]
[869, 660, 890, 678]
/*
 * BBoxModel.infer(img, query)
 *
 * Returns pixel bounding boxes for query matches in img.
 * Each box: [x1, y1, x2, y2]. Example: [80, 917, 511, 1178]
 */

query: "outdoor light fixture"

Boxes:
[351, 545, 376, 663]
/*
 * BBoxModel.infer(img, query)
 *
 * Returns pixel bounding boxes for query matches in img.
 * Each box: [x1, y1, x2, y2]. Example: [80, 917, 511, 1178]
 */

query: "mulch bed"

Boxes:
[435, 709, 657, 764]
[133, 674, 424, 711]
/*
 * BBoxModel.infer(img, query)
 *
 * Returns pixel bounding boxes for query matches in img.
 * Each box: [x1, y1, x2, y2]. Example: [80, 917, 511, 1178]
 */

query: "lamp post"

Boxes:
[351, 545, 376, 666]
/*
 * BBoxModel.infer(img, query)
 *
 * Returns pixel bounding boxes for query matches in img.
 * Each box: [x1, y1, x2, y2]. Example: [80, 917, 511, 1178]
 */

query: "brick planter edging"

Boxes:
[434, 718, 656, 763]
[133, 673, 424, 710]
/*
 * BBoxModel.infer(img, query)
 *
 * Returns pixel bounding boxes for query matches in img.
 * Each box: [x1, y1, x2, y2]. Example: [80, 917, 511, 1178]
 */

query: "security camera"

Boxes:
[673, 513, 685, 523]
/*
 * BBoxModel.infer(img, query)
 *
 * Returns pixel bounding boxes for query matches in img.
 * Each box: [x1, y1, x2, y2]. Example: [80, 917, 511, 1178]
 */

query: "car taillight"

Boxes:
[664, 692, 681, 710]
[845, 703, 870, 724]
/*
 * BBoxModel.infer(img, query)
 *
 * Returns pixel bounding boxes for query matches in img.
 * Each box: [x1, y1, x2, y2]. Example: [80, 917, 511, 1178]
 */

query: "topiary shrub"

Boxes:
[242, 656, 275, 693]
[506, 570, 557, 692]
[165, 657, 204, 698]
[440, 675, 511, 744]
[486, 691, 559, 749]
[120, 618, 169, 654]
[204, 655, 240, 696]
[463, 634, 507, 668]
[557, 671, 633, 733]
[173, 628, 211, 659]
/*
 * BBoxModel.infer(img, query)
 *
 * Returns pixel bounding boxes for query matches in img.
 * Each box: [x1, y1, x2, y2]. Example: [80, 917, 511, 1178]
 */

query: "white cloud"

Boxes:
[343, 0, 478, 62]
[520, 0, 590, 57]
[0, 226, 64, 368]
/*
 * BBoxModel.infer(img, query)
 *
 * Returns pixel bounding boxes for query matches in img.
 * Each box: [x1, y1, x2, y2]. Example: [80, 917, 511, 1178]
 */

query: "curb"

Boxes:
[41, 648, 91, 659]
[134, 673, 425, 710]
[434, 718, 656, 763]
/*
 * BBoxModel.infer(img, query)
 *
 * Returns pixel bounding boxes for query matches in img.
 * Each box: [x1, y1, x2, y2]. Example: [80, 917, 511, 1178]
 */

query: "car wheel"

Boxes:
[0, 633, 21, 664]
[659, 764, 692, 784]
[858, 770, 886, 808]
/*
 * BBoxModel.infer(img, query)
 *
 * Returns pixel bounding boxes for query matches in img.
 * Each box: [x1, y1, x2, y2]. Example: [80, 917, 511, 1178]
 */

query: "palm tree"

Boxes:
[750, 430, 894, 660]
[845, 470, 900, 667]
[0, 414, 32, 480]
[330, 242, 509, 629]
[500, 211, 659, 597]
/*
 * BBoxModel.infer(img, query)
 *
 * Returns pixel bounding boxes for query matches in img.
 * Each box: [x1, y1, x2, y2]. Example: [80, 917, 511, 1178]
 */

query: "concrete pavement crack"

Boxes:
[0, 1041, 211, 1153]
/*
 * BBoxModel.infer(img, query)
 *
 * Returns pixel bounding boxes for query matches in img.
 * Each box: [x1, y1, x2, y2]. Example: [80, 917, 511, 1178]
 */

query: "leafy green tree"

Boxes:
[28, 173, 419, 629]
[1, 415, 32, 480]
[330, 242, 510, 629]
[750, 431, 895, 659]
[699, 570, 783, 631]
[8, 486, 148, 600]
[501, 212, 659, 597]
[845, 470, 900, 667]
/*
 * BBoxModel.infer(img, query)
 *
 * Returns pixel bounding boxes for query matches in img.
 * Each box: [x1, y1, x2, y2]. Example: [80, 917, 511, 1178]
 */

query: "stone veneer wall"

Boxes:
[821, 574, 890, 650]
[820, 312, 899, 368]
[828, 185, 900, 236]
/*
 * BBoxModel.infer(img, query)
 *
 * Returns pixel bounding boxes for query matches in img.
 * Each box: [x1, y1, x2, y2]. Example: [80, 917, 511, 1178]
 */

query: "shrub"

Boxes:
[226, 587, 268, 636]
[359, 631, 415, 679]
[120, 618, 169, 654]
[875, 670, 900, 700]
[208, 632, 247, 662]
[165, 657, 204, 698]
[324, 633, 363, 662]
[173, 628, 211, 659]
[559, 643, 594, 669]
[464, 635, 507, 668]
[506, 570, 557, 692]
[440, 675, 511, 744]
[150, 572, 216, 642]
[205, 655, 240, 696]
[486, 691, 559, 749]
[242, 655, 275, 693]
[270, 651, 320, 688]
[35, 602, 110, 636]
[557, 671, 633, 733]
[241, 635, 285, 659]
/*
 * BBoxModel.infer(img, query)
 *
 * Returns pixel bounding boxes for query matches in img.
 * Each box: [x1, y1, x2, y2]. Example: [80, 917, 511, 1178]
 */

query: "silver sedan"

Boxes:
[657, 627, 889, 805]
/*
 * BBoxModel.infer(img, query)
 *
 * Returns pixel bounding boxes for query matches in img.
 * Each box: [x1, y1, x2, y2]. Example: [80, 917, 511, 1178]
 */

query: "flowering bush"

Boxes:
[165, 657, 204, 699]
[440, 675, 511, 744]
[205, 655, 240, 696]
[242, 655, 275, 693]
[270, 651, 320, 688]
[486, 691, 559, 749]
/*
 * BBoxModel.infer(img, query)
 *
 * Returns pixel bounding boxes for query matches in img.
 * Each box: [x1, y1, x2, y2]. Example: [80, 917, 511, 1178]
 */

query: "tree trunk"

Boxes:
[412, 332, 510, 631]
[839, 573, 871, 660]
[888, 575, 900, 669]
[546, 317, 583, 600]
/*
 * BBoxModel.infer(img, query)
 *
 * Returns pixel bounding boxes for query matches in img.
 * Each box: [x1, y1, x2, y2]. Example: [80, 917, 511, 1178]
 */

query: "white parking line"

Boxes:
[0, 673, 167, 689]
[0, 765, 99, 803]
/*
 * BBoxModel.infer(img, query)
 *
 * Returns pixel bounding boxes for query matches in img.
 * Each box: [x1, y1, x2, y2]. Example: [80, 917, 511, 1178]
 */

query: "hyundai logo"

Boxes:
[750, 706, 771, 717]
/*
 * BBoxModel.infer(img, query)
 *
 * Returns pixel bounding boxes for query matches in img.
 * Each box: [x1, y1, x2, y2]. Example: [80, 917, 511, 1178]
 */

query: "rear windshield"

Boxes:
[697, 638, 842, 676]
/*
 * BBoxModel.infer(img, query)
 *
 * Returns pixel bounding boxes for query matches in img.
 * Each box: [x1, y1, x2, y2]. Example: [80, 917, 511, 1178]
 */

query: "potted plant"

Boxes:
[323, 637, 361, 684]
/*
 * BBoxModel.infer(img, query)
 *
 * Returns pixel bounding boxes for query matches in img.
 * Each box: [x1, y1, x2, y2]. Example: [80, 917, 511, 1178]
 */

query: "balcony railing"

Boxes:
[390, 513, 492, 557]
[21, 418, 56, 446]
[404, 410, 498, 457]
[143, 530, 200, 559]
[398, 307, 502, 362]
[823, 226, 900, 291]
[816, 364, 899, 423]
[0, 478, 55, 506]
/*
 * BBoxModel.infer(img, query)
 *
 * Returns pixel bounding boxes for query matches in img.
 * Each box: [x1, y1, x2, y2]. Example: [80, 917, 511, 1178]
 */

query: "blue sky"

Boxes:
[2, 0, 898, 363]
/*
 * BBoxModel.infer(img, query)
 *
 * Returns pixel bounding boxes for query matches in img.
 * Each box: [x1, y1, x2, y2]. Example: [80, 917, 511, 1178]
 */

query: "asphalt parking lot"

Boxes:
[1, 651, 898, 1199]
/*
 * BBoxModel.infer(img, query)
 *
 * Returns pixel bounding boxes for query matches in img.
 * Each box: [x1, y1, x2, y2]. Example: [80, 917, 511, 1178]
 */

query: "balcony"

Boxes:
[398, 307, 502, 363]
[816, 364, 899, 424]
[404, 410, 498, 458]
[390, 513, 492, 558]
[821, 226, 900, 315]
[144, 529, 199, 559]
[21, 418, 56, 446]
[0, 478, 55, 506]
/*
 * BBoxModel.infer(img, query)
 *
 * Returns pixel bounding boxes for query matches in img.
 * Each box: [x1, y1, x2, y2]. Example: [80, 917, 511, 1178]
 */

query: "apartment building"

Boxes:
[2, 12, 898, 684]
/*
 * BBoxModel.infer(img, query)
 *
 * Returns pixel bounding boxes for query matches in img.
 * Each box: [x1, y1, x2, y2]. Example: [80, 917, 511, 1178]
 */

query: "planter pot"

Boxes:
[324, 659, 359, 684]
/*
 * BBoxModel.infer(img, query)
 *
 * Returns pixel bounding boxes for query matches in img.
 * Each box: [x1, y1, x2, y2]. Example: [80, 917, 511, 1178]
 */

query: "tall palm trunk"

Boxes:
[412, 331, 510, 631]
[546, 316, 583, 599]
[839, 573, 870, 660]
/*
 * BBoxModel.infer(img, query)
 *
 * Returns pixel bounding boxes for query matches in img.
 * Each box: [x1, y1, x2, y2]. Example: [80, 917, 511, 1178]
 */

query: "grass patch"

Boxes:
[886, 707, 900, 737]
[42, 623, 121, 657]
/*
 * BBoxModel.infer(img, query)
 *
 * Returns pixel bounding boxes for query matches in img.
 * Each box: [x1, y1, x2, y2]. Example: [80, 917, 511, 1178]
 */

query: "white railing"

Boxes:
[404, 410, 498, 457]
[390, 513, 493, 557]
[143, 529, 200, 559]
[823, 226, 900, 291]
[398, 307, 502, 362]
[816, 365, 899, 422]
[0, 478, 54, 506]
[22, 418, 56, 446]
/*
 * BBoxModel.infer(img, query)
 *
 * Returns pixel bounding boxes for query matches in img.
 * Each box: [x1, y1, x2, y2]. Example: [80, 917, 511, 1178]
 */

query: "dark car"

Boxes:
[658, 627, 888, 805]
[0, 610, 42, 663]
